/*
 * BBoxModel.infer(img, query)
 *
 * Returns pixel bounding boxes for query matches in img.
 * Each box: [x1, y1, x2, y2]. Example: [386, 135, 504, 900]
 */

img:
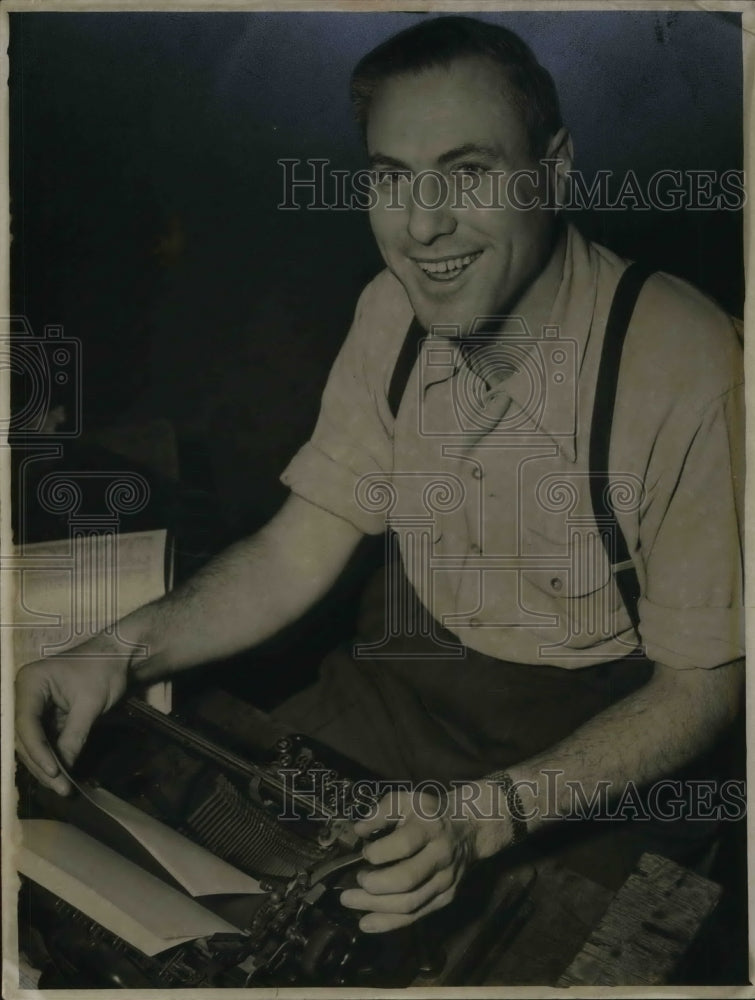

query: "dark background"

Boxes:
[10, 9, 744, 537]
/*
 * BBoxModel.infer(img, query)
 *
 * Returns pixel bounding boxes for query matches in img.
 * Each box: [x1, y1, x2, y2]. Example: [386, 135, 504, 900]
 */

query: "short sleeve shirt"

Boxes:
[281, 225, 744, 671]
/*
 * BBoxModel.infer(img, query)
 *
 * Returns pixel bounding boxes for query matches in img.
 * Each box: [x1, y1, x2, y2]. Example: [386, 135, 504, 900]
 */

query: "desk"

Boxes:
[432, 854, 722, 987]
[481, 861, 614, 985]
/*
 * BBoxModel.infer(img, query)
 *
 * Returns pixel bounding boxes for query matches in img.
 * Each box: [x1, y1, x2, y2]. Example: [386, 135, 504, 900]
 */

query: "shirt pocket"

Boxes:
[518, 527, 632, 650]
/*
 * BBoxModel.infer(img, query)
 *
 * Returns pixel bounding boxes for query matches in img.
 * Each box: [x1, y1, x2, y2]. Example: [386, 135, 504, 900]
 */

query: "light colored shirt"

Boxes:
[281, 225, 744, 671]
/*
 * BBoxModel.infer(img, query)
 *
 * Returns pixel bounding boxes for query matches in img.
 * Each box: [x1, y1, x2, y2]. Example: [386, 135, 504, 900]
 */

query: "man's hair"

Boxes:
[350, 16, 563, 157]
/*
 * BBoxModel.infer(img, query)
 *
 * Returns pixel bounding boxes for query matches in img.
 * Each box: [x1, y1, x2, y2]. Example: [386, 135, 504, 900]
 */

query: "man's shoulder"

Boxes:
[326, 268, 415, 399]
[354, 268, 414, 338]
[589, 240, 742, 405]
[636, 268, 739, 340]
[633, 270, 742, 398]
[340, 268, 412, 374]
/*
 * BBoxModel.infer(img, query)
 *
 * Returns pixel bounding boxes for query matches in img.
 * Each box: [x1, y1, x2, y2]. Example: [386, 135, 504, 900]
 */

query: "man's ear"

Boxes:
[543, 127, 574, 209]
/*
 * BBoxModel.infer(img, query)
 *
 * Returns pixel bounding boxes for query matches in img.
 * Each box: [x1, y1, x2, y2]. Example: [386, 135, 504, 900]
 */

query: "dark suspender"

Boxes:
[589, 262, 651, 639]
[387, 315, 426, 419]
[387, 261, 651, 640]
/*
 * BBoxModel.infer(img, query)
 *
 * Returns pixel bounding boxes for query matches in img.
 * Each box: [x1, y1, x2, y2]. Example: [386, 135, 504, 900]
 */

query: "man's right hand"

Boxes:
[15, 655, 129, 795]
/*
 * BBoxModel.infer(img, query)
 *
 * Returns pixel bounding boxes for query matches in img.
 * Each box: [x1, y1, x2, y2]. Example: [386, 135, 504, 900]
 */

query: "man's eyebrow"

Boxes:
[436, 143, 502, 166]
[368, 144, 503, 170]
[368, 153, 410, 170]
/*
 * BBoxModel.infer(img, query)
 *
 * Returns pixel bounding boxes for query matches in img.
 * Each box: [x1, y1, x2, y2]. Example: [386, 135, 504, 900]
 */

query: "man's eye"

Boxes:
[451, 163, 488, 177]
[374, 170, 411, 186]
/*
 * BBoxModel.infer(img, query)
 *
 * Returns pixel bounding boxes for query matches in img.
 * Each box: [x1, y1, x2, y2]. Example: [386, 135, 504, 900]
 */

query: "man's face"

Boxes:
[367, 57, 558, 334]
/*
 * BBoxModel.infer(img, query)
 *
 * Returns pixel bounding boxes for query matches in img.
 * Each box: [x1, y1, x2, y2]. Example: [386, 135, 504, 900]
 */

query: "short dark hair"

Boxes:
[350, 16, 562, 157]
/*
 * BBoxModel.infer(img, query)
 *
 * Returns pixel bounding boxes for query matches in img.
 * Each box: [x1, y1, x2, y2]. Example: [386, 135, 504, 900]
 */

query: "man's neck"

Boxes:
[509, 224, 568, 337]
[464, 225, 568, 389]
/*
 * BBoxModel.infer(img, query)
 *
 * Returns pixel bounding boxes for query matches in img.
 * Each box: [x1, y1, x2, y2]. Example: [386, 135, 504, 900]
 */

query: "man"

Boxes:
[15, 17, 744, 936]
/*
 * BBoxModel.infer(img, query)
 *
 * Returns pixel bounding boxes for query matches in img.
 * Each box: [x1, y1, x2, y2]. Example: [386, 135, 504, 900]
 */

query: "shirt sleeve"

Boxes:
[638, 382, 744, 670]
[280, 273, 406, 535]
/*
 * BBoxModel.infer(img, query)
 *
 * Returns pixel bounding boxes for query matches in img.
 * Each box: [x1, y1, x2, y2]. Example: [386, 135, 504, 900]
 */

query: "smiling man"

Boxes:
[16, 16, 744, 942]
[365, 53, 568, 337]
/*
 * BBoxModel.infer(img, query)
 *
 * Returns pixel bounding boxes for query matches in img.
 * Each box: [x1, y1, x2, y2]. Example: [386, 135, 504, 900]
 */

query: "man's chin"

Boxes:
[403, 288, 476, 338]
[392, 264, 495, 335]
[414, 304, 479, 339]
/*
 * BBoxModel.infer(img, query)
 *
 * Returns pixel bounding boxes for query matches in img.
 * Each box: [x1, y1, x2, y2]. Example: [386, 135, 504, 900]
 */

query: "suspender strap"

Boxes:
[388, 316, 425, 419]
[589, 262, 652, 639]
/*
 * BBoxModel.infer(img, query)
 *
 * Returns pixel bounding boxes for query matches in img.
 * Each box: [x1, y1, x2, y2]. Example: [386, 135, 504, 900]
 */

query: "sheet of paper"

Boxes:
[18, 820, 241, 958]
[49, 749, 266, 898]
[84, 786, 266, 897]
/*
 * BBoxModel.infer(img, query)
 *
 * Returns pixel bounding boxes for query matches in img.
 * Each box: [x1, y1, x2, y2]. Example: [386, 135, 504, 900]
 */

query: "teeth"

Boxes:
[417, 252, 480, 275]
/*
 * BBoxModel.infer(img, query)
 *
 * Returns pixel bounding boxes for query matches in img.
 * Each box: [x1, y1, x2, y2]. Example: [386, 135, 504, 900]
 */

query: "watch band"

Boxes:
[486, 770, 529, 846]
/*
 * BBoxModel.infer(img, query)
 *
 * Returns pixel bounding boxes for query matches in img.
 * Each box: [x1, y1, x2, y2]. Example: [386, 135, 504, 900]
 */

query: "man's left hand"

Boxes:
[339, 788, 480, 933]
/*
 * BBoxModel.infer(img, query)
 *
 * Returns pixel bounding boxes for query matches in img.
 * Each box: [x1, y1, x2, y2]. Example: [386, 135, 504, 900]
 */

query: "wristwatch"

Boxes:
[486, 770, 529, 846]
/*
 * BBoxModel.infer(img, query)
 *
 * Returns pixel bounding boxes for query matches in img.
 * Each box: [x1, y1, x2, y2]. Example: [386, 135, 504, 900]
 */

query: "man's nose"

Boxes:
[407, 174, 457, 244]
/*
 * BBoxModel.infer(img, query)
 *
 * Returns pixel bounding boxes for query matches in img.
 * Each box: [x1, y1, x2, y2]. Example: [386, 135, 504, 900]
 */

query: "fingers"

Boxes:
[342, 842, 450, 904]
[364, 836, 453, 894]
[360, 886, 457, 933]
[15, 743, 72, 796]
[362, 818, 429, 867]
[15, 656, 126, 796]
[341, 834, 463, 932]
[353, 787, 408, 839]
[354, 788, 443, 842]
[341, 862, 457, 933]
[344, 789, 471, 933]
[15, 670, 71, 795]
[55, 696, 99, 769]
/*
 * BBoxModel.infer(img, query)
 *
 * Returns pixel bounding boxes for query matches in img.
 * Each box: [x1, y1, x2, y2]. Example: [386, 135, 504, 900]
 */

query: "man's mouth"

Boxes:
[413, 251, 483, 282]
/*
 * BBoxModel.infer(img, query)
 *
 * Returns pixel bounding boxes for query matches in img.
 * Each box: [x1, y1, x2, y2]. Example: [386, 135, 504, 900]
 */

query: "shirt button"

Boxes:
[550, 577, 563, 591]
[471, 466, 483, 480]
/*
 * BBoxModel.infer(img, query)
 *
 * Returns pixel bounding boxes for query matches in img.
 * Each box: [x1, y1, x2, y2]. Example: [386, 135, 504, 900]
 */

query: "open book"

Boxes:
[7, 528, 172, 711]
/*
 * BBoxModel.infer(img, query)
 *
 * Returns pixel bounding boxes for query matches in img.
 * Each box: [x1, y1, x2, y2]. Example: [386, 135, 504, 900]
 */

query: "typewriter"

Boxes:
[17, 689, 535, 989]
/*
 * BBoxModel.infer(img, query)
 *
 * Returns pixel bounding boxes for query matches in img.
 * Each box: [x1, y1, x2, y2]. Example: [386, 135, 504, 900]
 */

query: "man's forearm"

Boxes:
[62, 495, 364, 685]
[467, 658, 744, 861]
[125, 532, 298, 682]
